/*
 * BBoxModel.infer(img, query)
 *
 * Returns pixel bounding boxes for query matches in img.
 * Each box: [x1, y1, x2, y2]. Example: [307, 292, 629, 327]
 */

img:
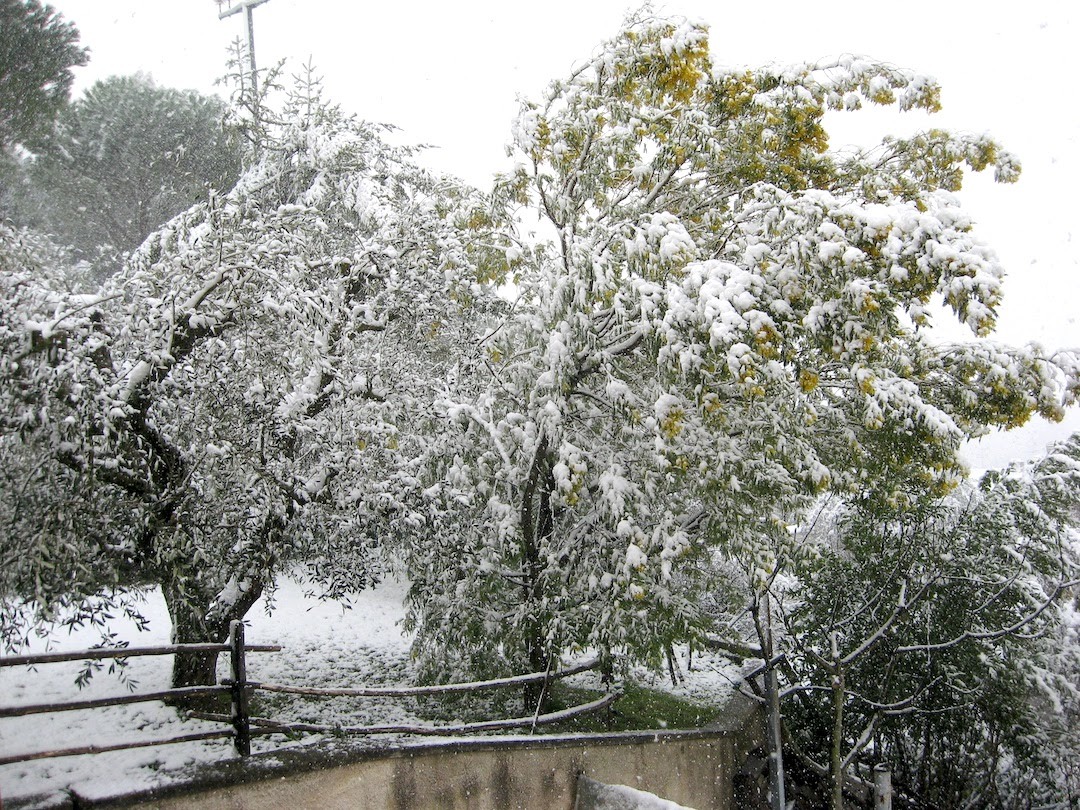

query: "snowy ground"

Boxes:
[0, 577, 741, 806]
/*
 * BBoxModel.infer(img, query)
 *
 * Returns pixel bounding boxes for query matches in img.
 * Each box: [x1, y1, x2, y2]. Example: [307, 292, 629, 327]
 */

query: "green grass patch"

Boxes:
[538, 681, 718, 734]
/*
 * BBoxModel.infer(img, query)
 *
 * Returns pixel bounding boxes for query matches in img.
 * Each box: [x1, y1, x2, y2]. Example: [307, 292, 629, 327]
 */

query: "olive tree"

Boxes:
[0, 79, 505, 688]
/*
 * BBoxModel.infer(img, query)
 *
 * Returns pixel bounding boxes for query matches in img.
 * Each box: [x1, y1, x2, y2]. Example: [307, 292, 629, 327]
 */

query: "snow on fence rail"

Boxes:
[0, 619, 612, 768]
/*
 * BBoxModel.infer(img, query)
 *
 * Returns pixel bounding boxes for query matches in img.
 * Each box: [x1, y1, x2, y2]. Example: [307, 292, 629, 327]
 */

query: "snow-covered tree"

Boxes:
[764, 436, 1080, 807]
[0, 76, 505, 688]
[399, 10, 1078, 709]
[0, 0, 87, 217]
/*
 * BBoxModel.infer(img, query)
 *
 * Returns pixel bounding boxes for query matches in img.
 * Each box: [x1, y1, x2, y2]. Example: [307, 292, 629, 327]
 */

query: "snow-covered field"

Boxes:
[0, 578, 739, 806]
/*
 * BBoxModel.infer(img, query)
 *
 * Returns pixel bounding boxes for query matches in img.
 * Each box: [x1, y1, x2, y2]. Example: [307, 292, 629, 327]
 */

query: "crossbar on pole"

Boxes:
[217, 0, 270, 21]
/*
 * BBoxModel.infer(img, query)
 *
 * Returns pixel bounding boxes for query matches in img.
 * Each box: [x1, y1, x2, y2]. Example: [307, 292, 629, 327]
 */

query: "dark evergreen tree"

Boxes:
[0, 0, 87, 218]
[0, 0, 87, 150]
[18, 75, 243, 281]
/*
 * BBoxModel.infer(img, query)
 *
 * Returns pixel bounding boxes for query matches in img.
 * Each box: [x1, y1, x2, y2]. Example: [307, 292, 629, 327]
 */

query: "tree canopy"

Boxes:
[758, 437, 1080, 805]
[0, 75, 505, 687]
[398, 14, 1077, 690]
[12, 75, 243, 282]
[0, 12, 1078, 806]
[0, 0, 87, 150]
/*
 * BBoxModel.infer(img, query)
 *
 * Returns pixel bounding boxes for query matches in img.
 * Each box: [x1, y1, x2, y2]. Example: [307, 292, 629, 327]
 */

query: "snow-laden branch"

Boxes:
[443, 400, 514, 473]
[895, 578, 1079, 655]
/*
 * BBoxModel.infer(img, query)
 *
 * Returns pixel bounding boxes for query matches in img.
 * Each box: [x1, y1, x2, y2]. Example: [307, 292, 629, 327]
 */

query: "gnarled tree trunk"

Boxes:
[162, 574, 265, 698]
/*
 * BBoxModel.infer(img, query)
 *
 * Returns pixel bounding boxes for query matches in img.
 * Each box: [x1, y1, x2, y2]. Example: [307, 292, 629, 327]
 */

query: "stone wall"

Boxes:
[88, 694, 765, 810]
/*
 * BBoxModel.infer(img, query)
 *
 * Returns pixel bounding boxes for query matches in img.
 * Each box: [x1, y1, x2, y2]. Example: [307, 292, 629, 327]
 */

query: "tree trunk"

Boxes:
[164, 588, 224, 690]
[756, 593, 786, 810]
[519, 435, 556, 715]
[522, 620, 552, 714]
[830, 665, 845, 810]
[161, 576, 264, 697]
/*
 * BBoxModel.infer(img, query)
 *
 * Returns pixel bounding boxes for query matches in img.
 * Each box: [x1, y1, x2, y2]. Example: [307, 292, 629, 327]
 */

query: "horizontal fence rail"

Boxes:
[249, 657, 600, 698]
[1, 620, 616, 771]
[0, 730, 236, 768]
[245, 691, 619, 737]
[0, 684, 230, 719]
[0, 643, 278, 668]
[189, 689, 619, 739]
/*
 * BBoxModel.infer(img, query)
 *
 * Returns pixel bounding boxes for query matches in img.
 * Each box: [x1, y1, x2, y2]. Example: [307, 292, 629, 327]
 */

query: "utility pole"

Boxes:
[216, 0, 271, 100]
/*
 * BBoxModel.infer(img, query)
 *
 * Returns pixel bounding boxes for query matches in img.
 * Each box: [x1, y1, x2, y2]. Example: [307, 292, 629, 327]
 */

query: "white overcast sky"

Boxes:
[43, 0, 1080, 466]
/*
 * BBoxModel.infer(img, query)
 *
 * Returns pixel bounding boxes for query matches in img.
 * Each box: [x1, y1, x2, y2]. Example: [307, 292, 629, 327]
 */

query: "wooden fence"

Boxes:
[0, 620, 612, 767]
[0, 620, 279, 766]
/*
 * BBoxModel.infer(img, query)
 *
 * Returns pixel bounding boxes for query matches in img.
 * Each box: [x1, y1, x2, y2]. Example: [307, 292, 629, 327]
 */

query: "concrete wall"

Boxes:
[95, 696, 764, 810]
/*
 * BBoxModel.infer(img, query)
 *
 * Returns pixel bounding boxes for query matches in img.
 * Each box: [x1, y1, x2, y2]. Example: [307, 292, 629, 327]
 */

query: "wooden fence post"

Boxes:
[229, 620, 251, 757]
